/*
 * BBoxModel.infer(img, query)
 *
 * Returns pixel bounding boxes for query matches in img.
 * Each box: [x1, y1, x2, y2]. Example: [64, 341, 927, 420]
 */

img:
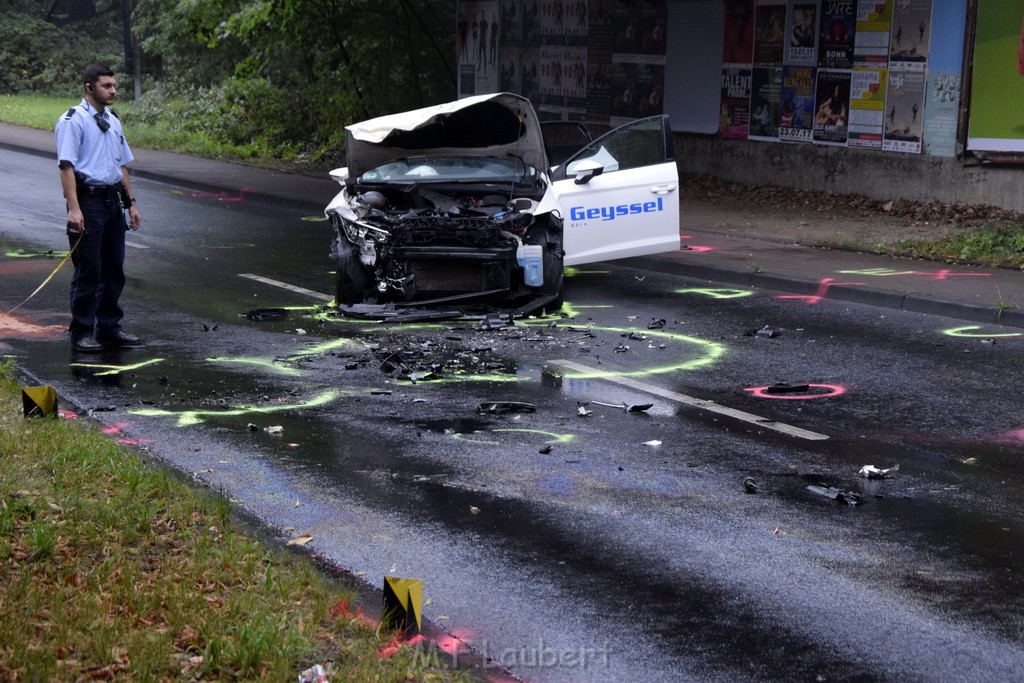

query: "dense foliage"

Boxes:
[0, 0, 124, 96]
[3, 0, 456, 160]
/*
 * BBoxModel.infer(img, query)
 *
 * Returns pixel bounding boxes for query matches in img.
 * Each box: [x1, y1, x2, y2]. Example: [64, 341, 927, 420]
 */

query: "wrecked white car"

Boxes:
[326, 93, 679, 316]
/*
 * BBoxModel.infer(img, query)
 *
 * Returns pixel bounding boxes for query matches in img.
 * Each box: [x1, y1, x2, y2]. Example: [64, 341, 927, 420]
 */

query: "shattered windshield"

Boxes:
[359, 156, 536, 183]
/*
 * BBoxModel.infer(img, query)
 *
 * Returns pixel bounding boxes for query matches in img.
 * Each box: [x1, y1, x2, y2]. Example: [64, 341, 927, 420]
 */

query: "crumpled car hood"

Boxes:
[345, 93, 549, 179]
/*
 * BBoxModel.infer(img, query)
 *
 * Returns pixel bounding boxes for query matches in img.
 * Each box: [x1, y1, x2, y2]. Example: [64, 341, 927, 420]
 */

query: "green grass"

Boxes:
[0, 360, 468, 682]
[0, 94, 264, 161]
[890, 223, 1024, 269]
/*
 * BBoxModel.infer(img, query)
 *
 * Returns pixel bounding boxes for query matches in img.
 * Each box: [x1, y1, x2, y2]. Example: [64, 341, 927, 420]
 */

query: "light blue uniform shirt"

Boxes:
[55, 99, 135, 186]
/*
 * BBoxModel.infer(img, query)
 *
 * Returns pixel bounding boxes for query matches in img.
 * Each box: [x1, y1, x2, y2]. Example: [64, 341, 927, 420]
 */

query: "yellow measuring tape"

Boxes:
[5, 232, 84, 315]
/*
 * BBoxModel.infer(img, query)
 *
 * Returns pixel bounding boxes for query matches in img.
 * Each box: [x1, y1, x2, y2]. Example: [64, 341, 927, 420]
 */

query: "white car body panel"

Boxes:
[344, 93, 547, 179]
[555, 160, 680, 266]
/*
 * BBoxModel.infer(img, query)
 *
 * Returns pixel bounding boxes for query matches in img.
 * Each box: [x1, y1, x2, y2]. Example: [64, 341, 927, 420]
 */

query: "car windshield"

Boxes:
[359, 156, 535, 183]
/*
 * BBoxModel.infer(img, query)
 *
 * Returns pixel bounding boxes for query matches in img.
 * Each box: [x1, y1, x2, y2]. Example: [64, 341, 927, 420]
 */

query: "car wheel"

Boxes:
[331, 236, 370, 306]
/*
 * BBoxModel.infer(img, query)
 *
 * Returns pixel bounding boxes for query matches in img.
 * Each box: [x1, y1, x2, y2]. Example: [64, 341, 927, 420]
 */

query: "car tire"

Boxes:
[331, 236, 370, 306]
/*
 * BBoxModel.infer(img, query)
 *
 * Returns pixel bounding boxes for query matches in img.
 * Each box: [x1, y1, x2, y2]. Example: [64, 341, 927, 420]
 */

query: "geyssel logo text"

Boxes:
[569, 197, 664, 222]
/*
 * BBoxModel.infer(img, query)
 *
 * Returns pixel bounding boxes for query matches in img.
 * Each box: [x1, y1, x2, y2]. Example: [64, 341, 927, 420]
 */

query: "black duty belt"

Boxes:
[77, 183, 123, 197]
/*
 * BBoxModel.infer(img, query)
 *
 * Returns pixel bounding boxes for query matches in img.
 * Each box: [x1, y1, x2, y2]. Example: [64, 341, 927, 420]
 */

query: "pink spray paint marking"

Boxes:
[915, 269, 990, 281]
[775, 278, 866, 304]
[677, 235, 716, 251]
[745, 384, 847, 399]
[190, 187, 252, 202]
[100, 422, 153, 445]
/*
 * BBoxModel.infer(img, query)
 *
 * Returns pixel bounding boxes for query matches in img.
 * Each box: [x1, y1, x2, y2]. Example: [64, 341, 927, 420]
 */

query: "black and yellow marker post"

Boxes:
[382, 576, 423, 636]
[22, 385, 58, 418]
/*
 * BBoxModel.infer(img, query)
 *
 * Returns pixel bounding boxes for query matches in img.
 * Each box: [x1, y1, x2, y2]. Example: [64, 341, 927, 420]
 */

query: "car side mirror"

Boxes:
[329, 167, 349, 185]
[572, 160, 604, 185]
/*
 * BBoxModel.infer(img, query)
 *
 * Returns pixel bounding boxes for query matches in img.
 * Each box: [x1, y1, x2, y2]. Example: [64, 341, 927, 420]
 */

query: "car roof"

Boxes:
[345, 93, 548, 179]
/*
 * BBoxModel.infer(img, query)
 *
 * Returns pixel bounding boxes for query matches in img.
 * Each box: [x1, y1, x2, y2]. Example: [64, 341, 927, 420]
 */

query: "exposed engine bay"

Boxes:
[328, 177, 564, 314]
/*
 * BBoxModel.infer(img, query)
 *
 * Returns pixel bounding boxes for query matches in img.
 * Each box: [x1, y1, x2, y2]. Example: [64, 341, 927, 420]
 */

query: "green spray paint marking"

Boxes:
[129, 389, 343, 427]
[564, 267, 610, 278]
[452, 428, 576, 446]
[70, 358, 165, 376]
[6, 249, 70, 259]
[207, 357, 303, 376]
[837, 268, 918, 276]
[543, 325, 726, 379]
[288, 338, 351, 358]
[943, 325, 1023, 338]
[493, 428, 575, 443]
[675, 287, 753, 299]
[452, 432, 499, 446]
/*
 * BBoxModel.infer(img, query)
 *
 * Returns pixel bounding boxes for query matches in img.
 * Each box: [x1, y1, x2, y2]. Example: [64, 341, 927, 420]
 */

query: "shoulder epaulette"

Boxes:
[64, 108, 76, 120]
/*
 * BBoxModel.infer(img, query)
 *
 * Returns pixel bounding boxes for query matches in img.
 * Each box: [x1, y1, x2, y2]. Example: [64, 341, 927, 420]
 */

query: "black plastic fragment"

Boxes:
[476, 401, 536, 415]
[245, 308, 288, 321]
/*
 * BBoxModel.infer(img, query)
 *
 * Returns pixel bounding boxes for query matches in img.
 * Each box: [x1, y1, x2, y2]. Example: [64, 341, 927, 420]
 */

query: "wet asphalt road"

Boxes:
[3, 148, 1024, 681]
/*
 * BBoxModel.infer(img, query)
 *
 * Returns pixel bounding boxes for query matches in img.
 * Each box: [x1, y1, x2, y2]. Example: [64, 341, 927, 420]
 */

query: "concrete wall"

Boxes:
[673, 134, 1024, 212]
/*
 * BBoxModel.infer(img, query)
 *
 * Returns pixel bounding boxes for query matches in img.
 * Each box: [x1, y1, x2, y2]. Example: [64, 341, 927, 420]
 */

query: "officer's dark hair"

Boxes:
[83, 63, 115, 88]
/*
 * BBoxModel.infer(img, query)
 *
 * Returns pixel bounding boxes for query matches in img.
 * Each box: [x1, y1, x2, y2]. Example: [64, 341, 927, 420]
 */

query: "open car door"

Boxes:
[550, 116, 680, 266]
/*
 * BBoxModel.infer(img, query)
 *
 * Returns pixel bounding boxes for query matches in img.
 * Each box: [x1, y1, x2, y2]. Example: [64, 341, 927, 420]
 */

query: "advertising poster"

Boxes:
[888, 0, 931, 72]
[539, 45, 588, 115]
[585, 0, 615, 123]
[608, 0, 666, 126]
[609, 60, 664, 126]
[541, 0, 589, 43]
[779, 65, 816, 141]
[853, 0, 891, 65]
[813, 69, 851, 144]
[848, 67, 887, 147]
[458, 1, 502, 96]
[499, 48, 523, 92]
[967, 0, 1024, 153]
[818, 1, 856, 68]
[724, 0, 755, 65]
[499, 0, 523, 46]
[721, 67, 753, 139]
[754, 2, 786, 66]
[612, 0, 666, 55]
[786, 2, 819, 66]
[921, 0, 966, 157]
[521, 47, 542, 102]
[749, 66, 783, 139]
[882, 69, 925, 153]
[523, 0, 542, 45]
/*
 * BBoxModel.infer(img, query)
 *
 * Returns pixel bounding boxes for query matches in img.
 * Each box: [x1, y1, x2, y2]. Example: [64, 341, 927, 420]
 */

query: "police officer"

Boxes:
[56, 63, 143, 353]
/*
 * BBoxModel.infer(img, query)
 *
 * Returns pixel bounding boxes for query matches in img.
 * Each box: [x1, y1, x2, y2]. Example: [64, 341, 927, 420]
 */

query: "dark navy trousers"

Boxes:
[67, 194, 127, 340]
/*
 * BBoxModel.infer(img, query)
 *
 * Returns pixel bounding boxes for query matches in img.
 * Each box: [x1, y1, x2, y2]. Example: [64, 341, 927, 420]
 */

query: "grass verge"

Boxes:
[0, 95, 262, 162]
[0, 360, 467, 682]
[886, 223, 1024, 270]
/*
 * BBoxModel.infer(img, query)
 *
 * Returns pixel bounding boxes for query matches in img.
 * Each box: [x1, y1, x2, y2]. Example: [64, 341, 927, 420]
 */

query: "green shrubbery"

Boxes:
[3, 0, 456, 164]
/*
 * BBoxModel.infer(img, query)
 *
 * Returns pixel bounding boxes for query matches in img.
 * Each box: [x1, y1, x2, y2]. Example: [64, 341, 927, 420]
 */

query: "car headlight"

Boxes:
[331, 212, 390, 245]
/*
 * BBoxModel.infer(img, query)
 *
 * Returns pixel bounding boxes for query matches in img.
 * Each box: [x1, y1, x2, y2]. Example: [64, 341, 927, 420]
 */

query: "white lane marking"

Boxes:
[549, 359, 829, 441]
[238, 273, 334, 302]
[125, 241, 148, 249]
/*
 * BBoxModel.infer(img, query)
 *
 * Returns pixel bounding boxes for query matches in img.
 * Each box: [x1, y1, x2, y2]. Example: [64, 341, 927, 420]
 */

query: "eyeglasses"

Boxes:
[93, 114, 110, 133]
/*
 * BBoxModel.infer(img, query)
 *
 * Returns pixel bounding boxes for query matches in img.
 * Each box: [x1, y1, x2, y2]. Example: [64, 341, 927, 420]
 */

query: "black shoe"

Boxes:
[96, 330, 143, 348]
[71, 336, 105, 353]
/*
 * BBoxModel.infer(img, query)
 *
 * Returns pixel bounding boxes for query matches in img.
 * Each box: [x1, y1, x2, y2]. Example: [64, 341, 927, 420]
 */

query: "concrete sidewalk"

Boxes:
[3, 121, 1022, 329]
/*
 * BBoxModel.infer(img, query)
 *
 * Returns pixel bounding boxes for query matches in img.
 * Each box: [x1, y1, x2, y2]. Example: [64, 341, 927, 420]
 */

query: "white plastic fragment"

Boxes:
[264, 425, 284, 435]
[643, 440, 662, 447]
[298, 663, 328, 682]
[859, 464, 899, 479]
